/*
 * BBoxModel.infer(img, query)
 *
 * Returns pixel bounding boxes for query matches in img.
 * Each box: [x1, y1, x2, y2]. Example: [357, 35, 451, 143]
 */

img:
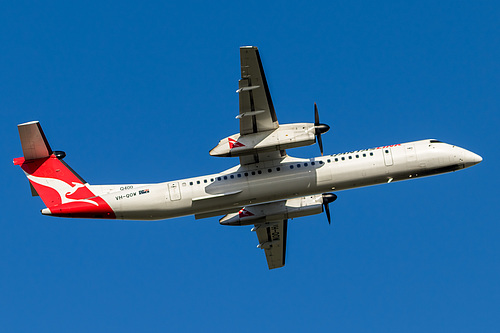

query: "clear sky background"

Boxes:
[1, 1, 499, 332]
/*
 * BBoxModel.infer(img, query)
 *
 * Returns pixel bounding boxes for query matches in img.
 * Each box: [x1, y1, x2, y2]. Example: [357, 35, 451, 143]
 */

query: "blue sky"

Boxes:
[1, 1, 499, 332]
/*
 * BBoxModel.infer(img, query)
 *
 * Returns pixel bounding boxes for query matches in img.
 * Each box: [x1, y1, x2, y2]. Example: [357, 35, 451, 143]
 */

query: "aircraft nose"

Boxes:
[463, 150, 483, 167]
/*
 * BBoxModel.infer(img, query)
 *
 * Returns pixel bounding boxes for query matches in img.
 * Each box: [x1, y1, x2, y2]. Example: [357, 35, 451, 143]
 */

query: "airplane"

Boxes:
[14, 46, 482, 269]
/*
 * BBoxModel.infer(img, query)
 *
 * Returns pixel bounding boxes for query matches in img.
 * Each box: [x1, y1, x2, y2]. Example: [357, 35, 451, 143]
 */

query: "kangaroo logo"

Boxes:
[238, 208, 254, 218]
[228, 138, 245, 149]
[27, 175, 99, 206]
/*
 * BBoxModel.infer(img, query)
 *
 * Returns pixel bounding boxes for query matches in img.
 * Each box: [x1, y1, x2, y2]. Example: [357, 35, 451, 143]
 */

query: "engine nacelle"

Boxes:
[219, 195, 324, 226]
[210, 123, 315, 157]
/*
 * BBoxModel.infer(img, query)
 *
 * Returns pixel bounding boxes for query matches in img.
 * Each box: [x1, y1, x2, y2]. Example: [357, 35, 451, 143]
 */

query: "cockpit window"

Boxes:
[430, 140, 442, 143]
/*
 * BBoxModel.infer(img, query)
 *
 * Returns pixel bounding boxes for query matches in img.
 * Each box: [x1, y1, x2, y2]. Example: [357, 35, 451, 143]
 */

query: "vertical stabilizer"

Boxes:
[13, 121, 115, 219]
[17, 121, 53, 160]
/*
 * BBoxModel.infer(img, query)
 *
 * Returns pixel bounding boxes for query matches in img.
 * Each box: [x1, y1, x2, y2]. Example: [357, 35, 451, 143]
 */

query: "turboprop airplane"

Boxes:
[14, 46, 482, 269]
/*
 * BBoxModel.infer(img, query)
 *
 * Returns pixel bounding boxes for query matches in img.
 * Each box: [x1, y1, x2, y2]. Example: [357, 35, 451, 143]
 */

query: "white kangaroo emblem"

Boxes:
[27, 175, 99, 206]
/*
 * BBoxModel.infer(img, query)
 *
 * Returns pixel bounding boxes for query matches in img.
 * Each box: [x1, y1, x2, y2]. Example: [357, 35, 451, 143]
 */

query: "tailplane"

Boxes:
[14, 121, 115, 218]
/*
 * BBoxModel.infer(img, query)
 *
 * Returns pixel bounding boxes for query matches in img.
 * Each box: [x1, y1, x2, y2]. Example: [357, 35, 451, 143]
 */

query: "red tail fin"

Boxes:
[14, 121, 115, 218]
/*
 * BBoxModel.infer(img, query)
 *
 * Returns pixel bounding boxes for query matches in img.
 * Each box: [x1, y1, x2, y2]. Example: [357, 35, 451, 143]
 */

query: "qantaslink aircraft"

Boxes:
[14, 46, 482, 269]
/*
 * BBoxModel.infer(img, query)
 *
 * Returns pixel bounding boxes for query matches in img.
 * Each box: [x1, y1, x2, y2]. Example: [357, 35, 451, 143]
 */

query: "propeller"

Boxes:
[321, 193, 337, 225]
[314, 103, 330, 156]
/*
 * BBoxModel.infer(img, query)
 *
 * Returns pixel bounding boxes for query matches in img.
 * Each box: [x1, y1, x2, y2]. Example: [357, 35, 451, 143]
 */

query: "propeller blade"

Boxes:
[313, 103, 330, 155]
[321, 193, 337, 225]
[324, 202, 331, 224]
[314, 102, 320, 126]
[317, 133, 324, 156]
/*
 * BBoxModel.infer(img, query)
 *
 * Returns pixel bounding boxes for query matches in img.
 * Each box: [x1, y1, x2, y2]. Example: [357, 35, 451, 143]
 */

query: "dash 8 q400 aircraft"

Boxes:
[14, 46, 482, 269]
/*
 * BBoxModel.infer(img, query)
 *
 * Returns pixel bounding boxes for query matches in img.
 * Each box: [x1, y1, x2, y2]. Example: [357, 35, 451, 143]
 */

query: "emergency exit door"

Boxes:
[168, 182, 181, 201]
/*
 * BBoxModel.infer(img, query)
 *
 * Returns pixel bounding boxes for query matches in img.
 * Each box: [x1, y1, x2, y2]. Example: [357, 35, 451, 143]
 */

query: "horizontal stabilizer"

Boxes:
[17, 121, 52, 160]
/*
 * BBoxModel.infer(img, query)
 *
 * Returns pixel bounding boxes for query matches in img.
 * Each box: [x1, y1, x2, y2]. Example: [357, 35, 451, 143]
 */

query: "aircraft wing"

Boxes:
[238, 46, 278, 135]
[254, 220, 288, 270]
[219, 195, 324, 269]
[238, 46, 285, 165]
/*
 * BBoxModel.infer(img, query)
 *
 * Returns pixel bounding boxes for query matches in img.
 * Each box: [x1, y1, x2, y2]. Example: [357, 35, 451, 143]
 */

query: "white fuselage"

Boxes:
[89, 139, 481, 221]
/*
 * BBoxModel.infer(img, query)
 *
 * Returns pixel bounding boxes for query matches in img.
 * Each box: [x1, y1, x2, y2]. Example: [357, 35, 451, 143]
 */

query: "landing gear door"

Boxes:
[383, 148, 394, 166]
[168, 182, 181, 201]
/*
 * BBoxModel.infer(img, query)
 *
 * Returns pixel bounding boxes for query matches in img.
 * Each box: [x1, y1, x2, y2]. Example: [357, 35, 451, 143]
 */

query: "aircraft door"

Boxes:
[383, 148, 394, 166]
[168, 182, 181, 201]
